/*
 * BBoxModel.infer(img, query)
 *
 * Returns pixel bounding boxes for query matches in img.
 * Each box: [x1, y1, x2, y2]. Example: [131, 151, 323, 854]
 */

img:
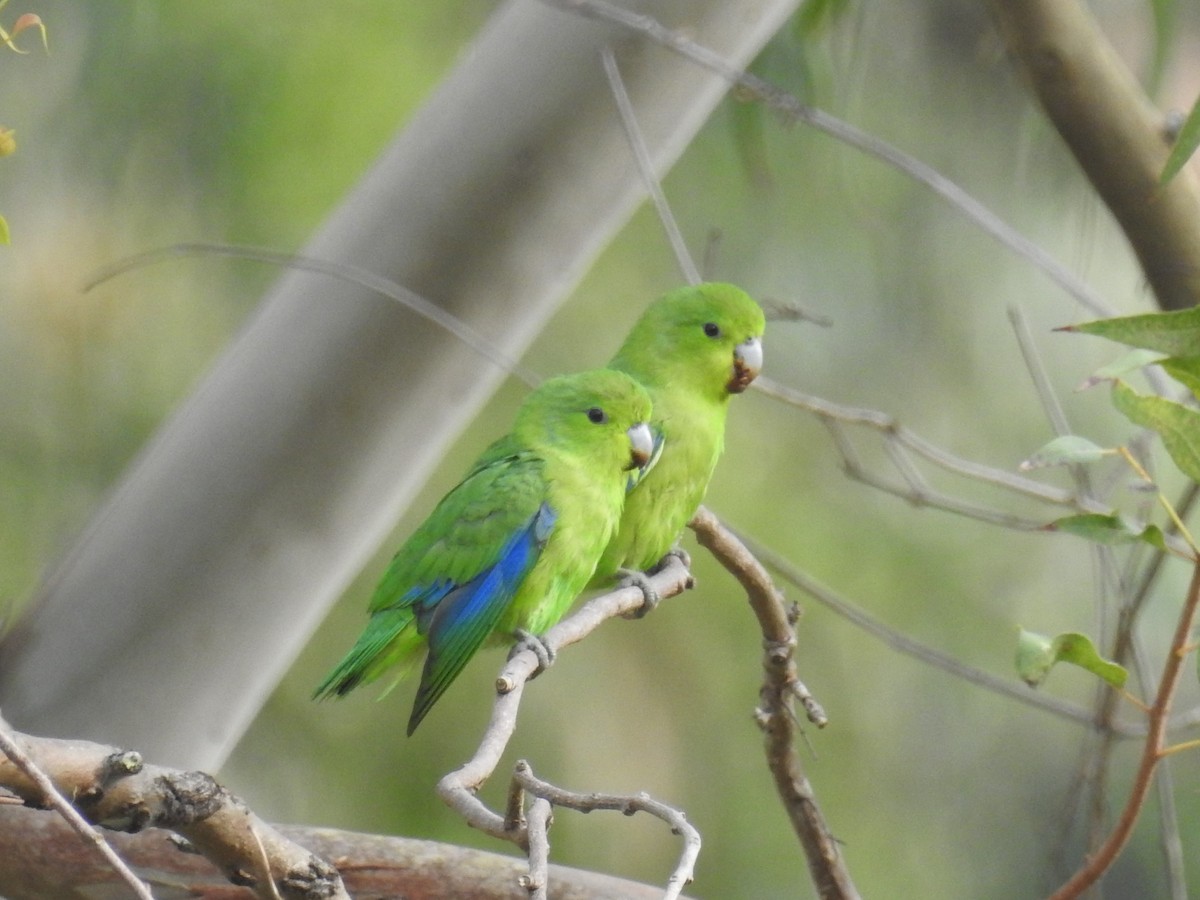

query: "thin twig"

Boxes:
[1049, 558, 1200, 898]
[249, 820, 286, 900]
[601, 46, 701, 285]
[85, 243, 540, 386]
[513, 760, 700, 900]
[0, 715, 155, 900]
[689, 508, 860, 900]
[755, 376, 1094, 516]
[545, 0, 1115, 318]
[755, 376, 1196, 558]
[438, 556, 693, 845]
[1009, 304, 1145, 876]
[733, 528, 1145, 737]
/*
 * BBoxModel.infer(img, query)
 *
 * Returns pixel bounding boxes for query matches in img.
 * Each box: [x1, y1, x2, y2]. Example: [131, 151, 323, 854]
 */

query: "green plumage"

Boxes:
[594, 283, 765, 581]
[314, 369, 654, 734]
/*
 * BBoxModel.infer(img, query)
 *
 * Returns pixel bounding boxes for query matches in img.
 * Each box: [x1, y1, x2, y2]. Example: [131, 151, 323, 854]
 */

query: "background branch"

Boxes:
[549, 0, 1115, 317]
[0, 725, 347, 900]
[1050, 559, 1200, 898]
[989, 0, 1200, 312]
[0, 803, 676, 900]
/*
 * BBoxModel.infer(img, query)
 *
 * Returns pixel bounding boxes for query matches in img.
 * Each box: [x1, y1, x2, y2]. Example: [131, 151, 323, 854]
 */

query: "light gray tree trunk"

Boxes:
[0, 0, 800, 770]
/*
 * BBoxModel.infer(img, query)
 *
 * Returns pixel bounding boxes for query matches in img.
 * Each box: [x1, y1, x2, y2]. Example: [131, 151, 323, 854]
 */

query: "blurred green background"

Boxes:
[4, 1, 1200, 897]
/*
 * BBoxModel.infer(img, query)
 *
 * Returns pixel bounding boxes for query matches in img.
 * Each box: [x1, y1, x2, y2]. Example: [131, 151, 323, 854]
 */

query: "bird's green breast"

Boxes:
[595, 388, 728, 578]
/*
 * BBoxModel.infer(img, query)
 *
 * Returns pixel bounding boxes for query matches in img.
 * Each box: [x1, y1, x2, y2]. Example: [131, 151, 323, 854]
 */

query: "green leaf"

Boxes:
[0, 213, 8, 245]
[1112, 380, 1200, 483]
[1066, 307, 1200, 357]
[1077, 349, 1167, 390]
[1161, 91, 1200, 185]
[1147, 0, 1177, 96]
[1044, 513, 1167, 551]
[1016, 628, 1127, 689]
[1019, 435, 1110, 471]
[1160, 356, 1200, 400]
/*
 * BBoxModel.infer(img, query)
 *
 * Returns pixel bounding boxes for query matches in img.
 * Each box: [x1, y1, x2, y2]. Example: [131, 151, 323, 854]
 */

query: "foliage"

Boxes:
[1161, 91, 1200, 185]
[1015, 627, 1127, 690]
[0, 2, 46, 243]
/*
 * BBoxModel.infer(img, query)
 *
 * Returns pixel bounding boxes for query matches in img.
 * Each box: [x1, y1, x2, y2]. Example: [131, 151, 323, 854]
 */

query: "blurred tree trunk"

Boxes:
[0, 0, 800, 770]
[989, 0, 1200, 311]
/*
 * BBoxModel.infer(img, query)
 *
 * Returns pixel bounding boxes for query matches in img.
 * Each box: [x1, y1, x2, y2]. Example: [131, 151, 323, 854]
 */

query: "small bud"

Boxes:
[0, 128, 15, 157]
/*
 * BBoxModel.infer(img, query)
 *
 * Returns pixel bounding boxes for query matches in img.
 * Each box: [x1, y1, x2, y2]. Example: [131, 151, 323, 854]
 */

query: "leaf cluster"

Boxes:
[1021, 308, 1200, 690]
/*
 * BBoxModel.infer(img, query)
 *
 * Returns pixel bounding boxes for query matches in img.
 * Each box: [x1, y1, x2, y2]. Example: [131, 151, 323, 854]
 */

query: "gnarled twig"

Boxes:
[438, 556, 696, 893]
[513, 759, 701, 900]
[689, 507, 860, 900]
[0, 721, 348, 900]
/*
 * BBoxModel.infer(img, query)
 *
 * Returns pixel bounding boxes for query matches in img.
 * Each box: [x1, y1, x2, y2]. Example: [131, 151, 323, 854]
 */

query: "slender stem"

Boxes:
[690, 508, 861, 900]
[600, 46, 701, 286]
[1049, 559, 1200, 898]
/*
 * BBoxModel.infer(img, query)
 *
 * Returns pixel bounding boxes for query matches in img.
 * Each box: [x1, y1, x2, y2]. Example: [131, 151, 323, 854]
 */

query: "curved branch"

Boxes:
[437, 557, 695, 882]
[1050, 559, 1200, 898]
[689, 508, 860, 900]
[512, 760, 701, 900]
[989, 0, 1200, 312]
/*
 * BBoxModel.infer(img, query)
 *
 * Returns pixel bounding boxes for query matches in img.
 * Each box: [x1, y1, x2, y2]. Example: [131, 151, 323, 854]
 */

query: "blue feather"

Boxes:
[407, 503, 556, 734]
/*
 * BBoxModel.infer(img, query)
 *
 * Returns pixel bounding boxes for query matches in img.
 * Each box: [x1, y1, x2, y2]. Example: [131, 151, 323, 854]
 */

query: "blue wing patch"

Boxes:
[407, 502, 556, 734]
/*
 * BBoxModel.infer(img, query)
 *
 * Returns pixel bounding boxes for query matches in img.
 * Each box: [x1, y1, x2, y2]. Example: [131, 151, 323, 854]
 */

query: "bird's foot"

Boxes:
[509, 628, 555, 676]
[617, 567, 659, 619]
[653, 545, 692, 575]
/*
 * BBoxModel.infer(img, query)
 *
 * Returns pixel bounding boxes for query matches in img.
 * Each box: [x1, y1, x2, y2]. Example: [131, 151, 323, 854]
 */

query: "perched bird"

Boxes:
[314, 369, 655, 735]
[593, 283, 765, 599]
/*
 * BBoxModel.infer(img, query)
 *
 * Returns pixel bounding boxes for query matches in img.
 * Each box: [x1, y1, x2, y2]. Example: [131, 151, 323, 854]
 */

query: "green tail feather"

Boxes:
[313, 609, 422, 700]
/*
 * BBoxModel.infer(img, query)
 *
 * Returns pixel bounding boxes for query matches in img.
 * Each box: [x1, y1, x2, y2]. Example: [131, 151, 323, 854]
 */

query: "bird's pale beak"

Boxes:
[728, 336, 763, 394]
[627, 422, 654, 470]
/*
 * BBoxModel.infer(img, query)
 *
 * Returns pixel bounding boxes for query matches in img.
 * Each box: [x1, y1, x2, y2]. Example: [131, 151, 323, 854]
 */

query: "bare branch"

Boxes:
[754, 375, 1120, 523]
[86, 243, 541, 386]
[601, 47, 701, 286]
[0, 803, 676, 899]
[0, 715, 154, 900]
[989, 0, 1200, 312]
[546, 0, 1115, 317]
[437, 557, 694, 877]
[731, 523, 1146, 737]
[522, 797, 554, 900]
[513, 760, 701, 900]
[0, 723, 348, 900]
[689, 508, 860, 900]
[1050, 559, 1200, 897]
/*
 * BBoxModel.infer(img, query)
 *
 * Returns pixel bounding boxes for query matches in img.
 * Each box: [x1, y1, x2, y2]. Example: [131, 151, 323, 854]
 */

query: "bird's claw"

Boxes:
[656, 546, 691, 574]
[510, 628, 555, 676]
[618, 568, 659, 619]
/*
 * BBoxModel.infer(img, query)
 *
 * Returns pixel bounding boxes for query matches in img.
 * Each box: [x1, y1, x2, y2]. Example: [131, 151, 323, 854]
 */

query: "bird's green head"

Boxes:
[516, 369, 655, 474]
[609, 283, 765, 402]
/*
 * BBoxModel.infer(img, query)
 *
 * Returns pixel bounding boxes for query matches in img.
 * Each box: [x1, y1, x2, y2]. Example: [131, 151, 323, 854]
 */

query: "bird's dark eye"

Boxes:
[703, 322, 721, 338]
[586, 407, 608, 424]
